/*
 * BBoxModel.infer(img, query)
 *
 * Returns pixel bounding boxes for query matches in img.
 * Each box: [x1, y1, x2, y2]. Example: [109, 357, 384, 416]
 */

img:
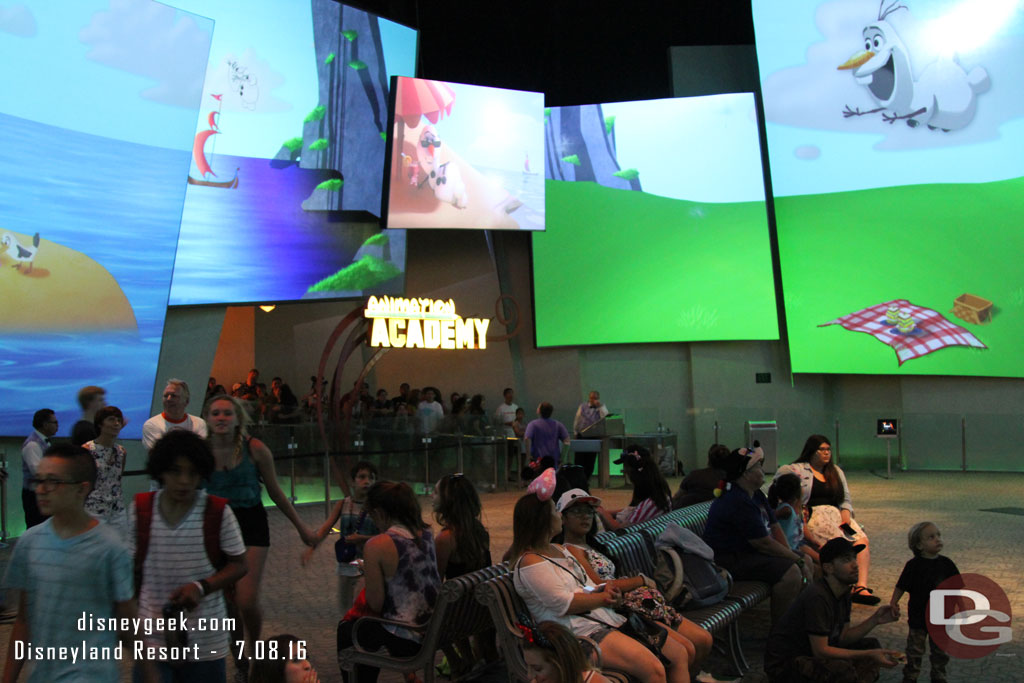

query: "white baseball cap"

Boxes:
[556, 488, 602, 513]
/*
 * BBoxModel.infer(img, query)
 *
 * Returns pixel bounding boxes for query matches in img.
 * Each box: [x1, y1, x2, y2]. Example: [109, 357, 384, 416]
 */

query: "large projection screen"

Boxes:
[533, 94, 778, 347]
[167, 0, 417, 306]
[753, 0, 1024, 377]
[0, 1, 213, 437]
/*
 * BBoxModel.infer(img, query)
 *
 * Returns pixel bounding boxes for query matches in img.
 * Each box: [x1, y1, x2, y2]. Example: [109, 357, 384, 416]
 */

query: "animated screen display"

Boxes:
[383, 77, 545, 231]
[533, 94, 778, 346]
[167, 0, 417, 305]
[753, 0, 1024, 377]
[0, 0, 212, 438]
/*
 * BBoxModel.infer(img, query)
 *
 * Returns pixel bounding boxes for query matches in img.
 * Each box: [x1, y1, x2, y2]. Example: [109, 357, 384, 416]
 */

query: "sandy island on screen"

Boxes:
[0, 230, 137, 332]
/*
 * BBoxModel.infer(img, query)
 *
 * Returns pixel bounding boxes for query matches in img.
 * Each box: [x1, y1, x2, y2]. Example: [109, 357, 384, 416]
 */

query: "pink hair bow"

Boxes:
[527, 467, 557, 501]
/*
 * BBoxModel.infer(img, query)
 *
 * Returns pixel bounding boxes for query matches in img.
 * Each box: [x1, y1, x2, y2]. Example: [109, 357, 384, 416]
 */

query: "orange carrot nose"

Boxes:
[838, 50, 873, 70]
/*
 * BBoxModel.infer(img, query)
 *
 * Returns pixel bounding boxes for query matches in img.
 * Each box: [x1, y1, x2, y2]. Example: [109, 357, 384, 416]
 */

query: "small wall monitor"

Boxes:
[877, 419, 899, 437]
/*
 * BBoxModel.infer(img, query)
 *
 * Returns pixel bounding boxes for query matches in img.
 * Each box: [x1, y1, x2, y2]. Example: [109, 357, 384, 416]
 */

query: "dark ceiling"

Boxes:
[339, 0, 755, 105]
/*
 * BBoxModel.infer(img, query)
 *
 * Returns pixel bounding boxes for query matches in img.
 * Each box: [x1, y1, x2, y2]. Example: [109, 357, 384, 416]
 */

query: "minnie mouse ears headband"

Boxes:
[714, 443, 766, 496]
[612, 445, 649, 470]
[526, 467, 557, 501]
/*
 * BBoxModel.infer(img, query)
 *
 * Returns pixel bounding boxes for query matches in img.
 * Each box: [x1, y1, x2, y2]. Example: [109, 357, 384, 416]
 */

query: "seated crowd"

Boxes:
[4, 379, 956, 683]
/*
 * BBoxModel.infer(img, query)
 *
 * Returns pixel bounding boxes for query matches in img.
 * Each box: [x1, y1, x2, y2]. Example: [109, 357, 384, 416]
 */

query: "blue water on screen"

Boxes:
[0, 112, 190, 438]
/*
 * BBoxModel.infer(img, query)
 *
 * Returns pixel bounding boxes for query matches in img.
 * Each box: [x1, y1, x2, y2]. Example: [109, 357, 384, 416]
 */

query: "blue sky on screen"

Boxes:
[168, 0, 417, 160]
[0, 1, 416, 157]
[0, 0, 212, 150]
[752, 0, 1024, 196]
[601, 93, 767, 204]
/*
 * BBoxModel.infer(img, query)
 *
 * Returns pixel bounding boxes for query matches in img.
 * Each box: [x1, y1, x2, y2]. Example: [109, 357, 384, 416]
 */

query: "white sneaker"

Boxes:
[696, 672, 740, 683]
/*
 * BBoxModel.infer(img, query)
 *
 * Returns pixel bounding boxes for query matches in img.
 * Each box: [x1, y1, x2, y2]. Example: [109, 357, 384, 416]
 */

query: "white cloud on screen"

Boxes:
[0, 3, 36, 36]
[79, 0, 211, 108]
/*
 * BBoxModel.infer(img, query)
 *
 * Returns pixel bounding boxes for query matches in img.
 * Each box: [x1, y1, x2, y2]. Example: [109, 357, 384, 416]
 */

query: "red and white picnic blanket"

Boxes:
[819, 299, 986, 365]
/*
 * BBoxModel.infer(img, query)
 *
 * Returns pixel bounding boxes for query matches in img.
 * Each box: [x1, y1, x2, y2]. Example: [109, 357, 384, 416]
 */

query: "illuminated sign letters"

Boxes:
[365, 296, 489, 350]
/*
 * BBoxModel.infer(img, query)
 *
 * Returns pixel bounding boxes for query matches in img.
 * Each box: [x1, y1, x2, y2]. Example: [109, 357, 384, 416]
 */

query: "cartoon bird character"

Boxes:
[838, 0, 989, 131]
[2, 232, 40, 274]
[416, 126, 468, 209]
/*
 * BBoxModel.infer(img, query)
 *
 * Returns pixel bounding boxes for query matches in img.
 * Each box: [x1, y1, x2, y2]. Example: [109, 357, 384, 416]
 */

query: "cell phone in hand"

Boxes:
[840, 523, 856, 538]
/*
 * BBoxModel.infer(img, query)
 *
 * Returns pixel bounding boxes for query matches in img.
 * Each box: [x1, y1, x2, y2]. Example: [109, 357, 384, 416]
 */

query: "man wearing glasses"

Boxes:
[20, 409, 58, 529]
[3, 444, 155, 682]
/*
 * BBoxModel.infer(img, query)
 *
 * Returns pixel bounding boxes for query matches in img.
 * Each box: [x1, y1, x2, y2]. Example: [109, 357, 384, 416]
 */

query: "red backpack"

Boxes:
[133, 491, 229, 597]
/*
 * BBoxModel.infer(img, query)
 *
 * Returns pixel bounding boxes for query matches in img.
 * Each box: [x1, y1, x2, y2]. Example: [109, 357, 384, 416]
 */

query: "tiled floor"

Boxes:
[2, 471, 1022, 681]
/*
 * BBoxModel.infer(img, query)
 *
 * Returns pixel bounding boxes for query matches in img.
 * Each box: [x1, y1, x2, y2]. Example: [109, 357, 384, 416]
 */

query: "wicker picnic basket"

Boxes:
[951, 293, 993, 325]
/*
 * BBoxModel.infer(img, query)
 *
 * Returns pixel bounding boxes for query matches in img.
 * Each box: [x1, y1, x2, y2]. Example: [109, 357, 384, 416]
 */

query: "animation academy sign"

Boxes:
[365, 296, 490, 350]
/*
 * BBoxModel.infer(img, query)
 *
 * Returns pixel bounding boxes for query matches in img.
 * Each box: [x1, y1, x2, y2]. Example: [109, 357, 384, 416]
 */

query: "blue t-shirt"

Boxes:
[524, 418, 569, 464]
[703, 485, 777, 557]
[776, 502, 804, 551]
[3, 519, 134, 682]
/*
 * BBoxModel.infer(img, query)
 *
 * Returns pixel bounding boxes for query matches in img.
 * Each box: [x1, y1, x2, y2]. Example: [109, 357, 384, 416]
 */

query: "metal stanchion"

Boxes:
[834, 418, 840, 466]
[713, 420, 719, 445]
[287, 435, 298, 503]
[422, 437, 432, 492]
[492, 438, 499, 492]
[323, 449, 331, 519]
[961, 416, 967, 472]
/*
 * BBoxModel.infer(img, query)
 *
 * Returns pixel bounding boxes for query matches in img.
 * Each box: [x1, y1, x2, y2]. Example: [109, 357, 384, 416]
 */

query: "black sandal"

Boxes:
[851, 585, 880, 605]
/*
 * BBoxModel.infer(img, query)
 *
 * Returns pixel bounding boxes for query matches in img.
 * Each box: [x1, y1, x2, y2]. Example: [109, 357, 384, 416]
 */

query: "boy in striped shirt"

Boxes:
[129, 431, 247, 681]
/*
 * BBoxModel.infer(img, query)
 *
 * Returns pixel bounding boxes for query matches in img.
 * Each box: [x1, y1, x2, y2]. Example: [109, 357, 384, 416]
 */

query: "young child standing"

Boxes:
[309, 461, 379, 613]
[890, 521, 959, 683]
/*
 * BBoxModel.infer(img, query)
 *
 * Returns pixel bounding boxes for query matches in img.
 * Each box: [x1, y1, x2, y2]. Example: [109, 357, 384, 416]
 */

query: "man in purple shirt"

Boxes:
[524, 402, 570, 469]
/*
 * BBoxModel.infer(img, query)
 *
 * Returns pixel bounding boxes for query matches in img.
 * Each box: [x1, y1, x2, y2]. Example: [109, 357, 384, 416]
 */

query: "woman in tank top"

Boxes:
[204, 394, 317, 678]
[336, 480, 441, 682]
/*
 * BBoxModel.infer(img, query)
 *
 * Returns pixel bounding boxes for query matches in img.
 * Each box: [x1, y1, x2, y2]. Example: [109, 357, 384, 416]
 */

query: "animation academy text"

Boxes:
[365, 296, 489, 350]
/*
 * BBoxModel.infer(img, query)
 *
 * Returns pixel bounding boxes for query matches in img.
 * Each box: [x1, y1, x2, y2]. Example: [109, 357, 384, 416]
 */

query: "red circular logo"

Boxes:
[926, 573, 1012, 659]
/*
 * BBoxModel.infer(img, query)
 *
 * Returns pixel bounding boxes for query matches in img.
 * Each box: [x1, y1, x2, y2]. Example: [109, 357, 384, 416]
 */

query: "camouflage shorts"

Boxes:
[768, 637, 882, 683]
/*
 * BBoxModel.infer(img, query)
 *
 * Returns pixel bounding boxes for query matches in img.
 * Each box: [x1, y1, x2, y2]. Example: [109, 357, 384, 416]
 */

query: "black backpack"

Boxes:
[646, 527, 730, 609]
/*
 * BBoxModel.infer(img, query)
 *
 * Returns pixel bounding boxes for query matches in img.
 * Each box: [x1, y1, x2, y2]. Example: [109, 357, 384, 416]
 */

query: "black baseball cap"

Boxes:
[819, 537, 866, 565]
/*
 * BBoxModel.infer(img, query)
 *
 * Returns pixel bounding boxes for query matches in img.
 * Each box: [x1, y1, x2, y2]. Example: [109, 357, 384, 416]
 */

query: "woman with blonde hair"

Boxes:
[203, 394, 317, 680]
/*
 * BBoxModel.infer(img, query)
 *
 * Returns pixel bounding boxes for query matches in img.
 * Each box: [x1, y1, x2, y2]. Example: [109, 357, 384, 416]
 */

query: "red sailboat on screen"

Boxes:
[188, 94, 240, 189]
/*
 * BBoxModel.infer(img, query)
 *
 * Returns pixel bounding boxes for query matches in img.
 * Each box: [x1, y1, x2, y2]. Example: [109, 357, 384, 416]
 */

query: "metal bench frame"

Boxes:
[338, 564, 507, 681]
[594, 500, 770, 674]
[475, 571, 631, 683]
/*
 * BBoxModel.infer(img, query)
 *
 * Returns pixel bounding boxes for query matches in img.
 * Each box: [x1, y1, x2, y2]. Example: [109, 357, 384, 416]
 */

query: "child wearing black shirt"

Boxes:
[889, 522, 959, 682]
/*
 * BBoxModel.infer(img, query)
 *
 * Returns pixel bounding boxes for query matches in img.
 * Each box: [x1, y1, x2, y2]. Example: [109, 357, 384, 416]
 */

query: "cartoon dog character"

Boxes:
[416, 126, 467, 209]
